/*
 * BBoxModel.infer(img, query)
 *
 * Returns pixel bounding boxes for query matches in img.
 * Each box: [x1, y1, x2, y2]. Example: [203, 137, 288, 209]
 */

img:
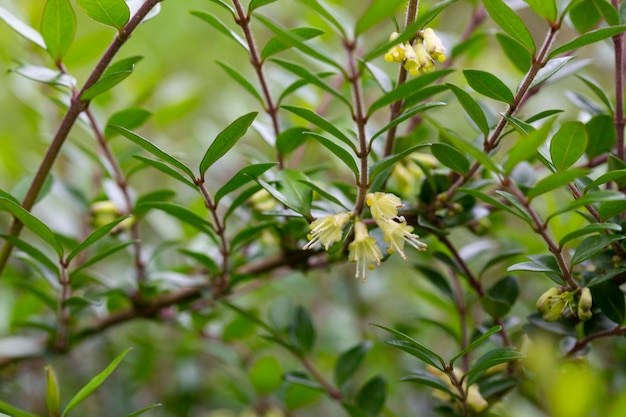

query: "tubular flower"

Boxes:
[366, 192, 404, 222]
[348, 221, 383, 282]
[384, 32, 406, 62]
[303, 212, 351, 250]
[422, 28, 446, 62]
[577, 287, 593, 321]
[380, 219, 428, 261]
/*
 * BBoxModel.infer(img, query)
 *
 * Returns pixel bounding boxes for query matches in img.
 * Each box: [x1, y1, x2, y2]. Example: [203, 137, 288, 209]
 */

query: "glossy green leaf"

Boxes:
[504, 118, 554, 173]
[368, 69, 454, 116]
[136, 201, 214, 235]
[401, 371, 457, 398]
[277, 127, 309, 156]
[76, 0, 129, 31]
[0, 197, 63, 258]
[507, 254, 561, 274]
[132, 156, 196, 189]
[483, 0, 536, 53]
[62, 348, 132, 417]
[65, 216, 130, 264]
[440, 130, 503, 174]
[526, 169, 589, 200]
[571, 234, 625, 265]
[41, 0, 76, 62]
[295, 0, 346, 37]
[587, 267, 626, 287]
[216, 61, 263, 104]
[585, 169, 626, 191]
[355, 0, 404, 35]
[559, 223, 622, 248]
[546, 190, 625, 221]
[0, 234, 59, 275]
[249, 356, 282, 394]
[431, 143, 470, 174]
[283, 105, 356, 152]
[335, 341, 372, 388]
[495, 190, 532, 223]
[530, 56, 576, 90]
[249, 0, 278, 13]
[415, 0, 459, 28]
[549, 25, 626, 59]
[451, 325, 503, 366]
[503, 114, 535, 135]
[591, 281, 625, 324]
[526, 109, 565, 124]
[71, 240, 136, 275]
[524, 0, 557, 21]
[372, 323, 445, 370]
[0, 6, 46, 48]
[111, 125, 196, 181]
[289, 306, 316, 354]
[105, 108, 152, 138]
[577, 74, 615, 113]
[570, 0, 602, 32]
[308, 133, 359, 177]
[585, 115, 616, 158]
[124, 403, 162, 417]
[496, 33, 532, 72]
[255, 178, 306, 216]
[190, 10, 248, 50]
[463, 69, 514, 104]
[466, 348, 525, 387]
[550, 122, 588, 171]
[81, 64, 134, 101]
[0, 399, 40, 417]
[597, 197, 626, 219]
[355, 375, 387, 417]
[369, 143, 431, 184]
[215, 163, 277, 203]
[446, 83, 489, 136]
[261, 27, 324, 60]
[46, 365, 61, 417]
[370, 102, 446, 142]
[199, 112, 257, 177]
[481, 276, 520, 318]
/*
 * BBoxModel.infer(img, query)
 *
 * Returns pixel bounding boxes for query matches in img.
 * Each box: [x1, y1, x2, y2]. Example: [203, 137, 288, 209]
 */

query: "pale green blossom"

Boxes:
[380, 219, 427, 261]
[349, 221, 383, 282]
[366, 192, 403, 222]
[303, 212, 351, 250]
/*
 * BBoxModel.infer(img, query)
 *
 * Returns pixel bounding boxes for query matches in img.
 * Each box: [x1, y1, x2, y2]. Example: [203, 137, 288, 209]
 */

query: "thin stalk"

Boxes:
[198, 182, 230, 292]
[54, 265, 72, 352]
[301, 356, 343, 401]
[612, 0, 625, 161]
[0, 0, 165, 278]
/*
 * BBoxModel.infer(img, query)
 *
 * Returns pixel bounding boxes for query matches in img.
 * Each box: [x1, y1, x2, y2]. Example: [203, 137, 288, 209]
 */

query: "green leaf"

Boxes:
[507, 254, 561, 274]
[41, 0, 76, 62]
[295, 0, 346, 37]
[283, 105, 356, 152]
[549, 25, 626, 59]
[368, 69, 454, 116]
[76, 0, 129, 31]
[569, 0, 602, 32]
[530, 56, 576, 90]
[526, 169, 589, 200]
[571, 234, 625, 265]
[369, 143, 431, 184]
[308, 133, 359, 177]
[0, 197, 63, 258]
[585, 169, 626, 191]
[230, 223, 275, 252]
[439, 130, 503, 174]
[261, 27, 324, 60]
[248, 0, 278, 13]
[289, 306, 316, 354]
[355, 0, 405, 35]
[0, 6, 46, 48]
[190, 10, 248, 50]
[577, 75, 614, 114]
[136, 201, 214, 235]
[496, 33, 532, 72]
[0, 398, 40, 417]
[481, 276, 520, 318]
[277, 127, 309, 156]
[199, 112, 257, 177]
[255, 178, 306, 216]
[71, 241, 136, 275]
[483, 0, 536, 53]
[124, 403, 162, 417]
[463, 69, 514, 104]
[105, 108, 152, 138]
[546, 190, 625, 222]
[559, 223, 622, 248]
[458, 189, 521, 218]
[215, 162, 277, 203]
[450, 325, 503, 366]
[256, 15, 342, 70]
[178, 249, 220, 275]
[334, 342, 372, 388]
[65, 216, 130, 264]
[110, 125, 196, 181]
[586, 114, 617, 158]
[355, 375, 387, 417]
[215, 61, 263, 104]
[431, 143, 470, 175]
[524, 0, 557, 21]
[446, 83, 489, 136]
[591, 281, 625, 324]
[249, 356, 283, 394]
[401, 371, 457, 398]
[46, 365, 61, 417]
[370, 102, 446, 142]
[550, 122, 588, 171]
[81, 63, 135, 101]
[62, 348, 132, 417]
[132, 156, 196, 189]
[10, 65, 76, 89]
[504, 118, 554, 173]
[587, 267, 626, 287]
[372, 323, 446, 370]
[0, 235, 59, 275]
[466, 348, 525, 387]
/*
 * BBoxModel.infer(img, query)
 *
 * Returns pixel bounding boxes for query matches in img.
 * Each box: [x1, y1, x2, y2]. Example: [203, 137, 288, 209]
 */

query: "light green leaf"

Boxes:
[450, 325, 502, 367]
[559, 223, 622, 248]
[71, 241, 136, 275]
[81, 56, 141, 100]
[0, 234, 59, 275]
[431, 143, 470, 174]
[369, 144, 431, 184]
[334, 342, 372, 388]
[504, 118, 554, 173]
[571, 234, 625, 265]
[546, 190, 625, 222]
[0, 6, 46, 48]
[371, 323, 445, 370]
[10, 65, 76, 89]
[65, 216, 130, 264]
[215, 61, 263, 104]
[370, 102, 446, 143]
[586, 114, 616, 158]
[283, 105, 356, 152]
[261, 27, 325, 60]
[355, 375, 387, 417]
[76, 0, 129, 31]
[463, 69, 514, 104]
[585, 169, 626, 191]
[524, 0, 557, 21]
[0, 198, 63, 258]
[249, 0, 278, 13]
[466, 348, 525, 387]
[0, 398, 40, 417]
[190, 10, 248, 51]
[440, 129, 503, 174]
[549, 25, 626, 59]
[355, 0, 405, 35]
[215, 163, 277, 203]
[577, 74, 615, 113]
[507, 254, 561, 274]
[249, 356, 283, 394]
[496, 33, 532, 72]
[446, 83, 489, 136]
[401, 371, 458, 398]
[529, 56, 575, 90]
[135, 202, 214, 235]
[295, 0, 346, 37]
[132, 156, 196, 189]
[526, 169, 589, 200]
[199, 112, 258, 177]
[483, 0, 536, 53]
[550, 122, 588, 171]
[104, 108, 152, 138]
[46, 365, 61, 417]
[308, 133, 359, 177]
[41, 0, 76, 62]
[255, 178, 307, 216]
[124, 403, 162, 417]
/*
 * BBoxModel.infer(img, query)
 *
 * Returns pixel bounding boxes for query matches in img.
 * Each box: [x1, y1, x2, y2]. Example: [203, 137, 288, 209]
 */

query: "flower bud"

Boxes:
[422, 28, 446, 62]
[466, 384, 489, 413]
[577, 287, 593, 321]
[542, 298, 567, 322]
[536, 287, 561, 313]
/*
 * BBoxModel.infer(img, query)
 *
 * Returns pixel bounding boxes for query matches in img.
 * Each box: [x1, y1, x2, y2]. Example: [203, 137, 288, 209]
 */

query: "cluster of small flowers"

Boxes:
[536, 287, 592, 321]
[303, 192, 427, 281]
[384, 28, 446, 76]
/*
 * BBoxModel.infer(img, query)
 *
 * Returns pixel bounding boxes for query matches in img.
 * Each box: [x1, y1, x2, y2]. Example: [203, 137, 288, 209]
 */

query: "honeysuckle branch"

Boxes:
[612, 0, 625, 161]
[566, 325, 626, 357]
[0, 0, 165, 278]
[55, 265, 72, 352]
[301, 356, 343, 401]
[231, 0, 283, 168]
[383, 0, 419, 157]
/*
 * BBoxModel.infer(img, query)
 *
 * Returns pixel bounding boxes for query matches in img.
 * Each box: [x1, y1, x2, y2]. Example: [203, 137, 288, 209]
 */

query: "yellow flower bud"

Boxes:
[543, 298, 567, 322]
[577, 287, 593, 321]
[466, 384, 489, 413]
[536, 287, 562, 313]
[422, 28, 446, 62]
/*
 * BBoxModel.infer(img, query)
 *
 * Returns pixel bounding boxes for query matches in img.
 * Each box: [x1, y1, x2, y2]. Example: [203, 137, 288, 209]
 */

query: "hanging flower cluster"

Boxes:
[302, 192, 427, 281]
[384, 28, 446, 76]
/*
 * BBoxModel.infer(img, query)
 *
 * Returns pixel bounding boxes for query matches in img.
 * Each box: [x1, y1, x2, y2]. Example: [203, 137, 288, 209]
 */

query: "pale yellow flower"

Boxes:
[380, 219, 427, 261]
[303, 212, 351, 250]
[366, 192, 403, 222]
[348, 221, 383, 282]
[423, 28, 446, 63]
